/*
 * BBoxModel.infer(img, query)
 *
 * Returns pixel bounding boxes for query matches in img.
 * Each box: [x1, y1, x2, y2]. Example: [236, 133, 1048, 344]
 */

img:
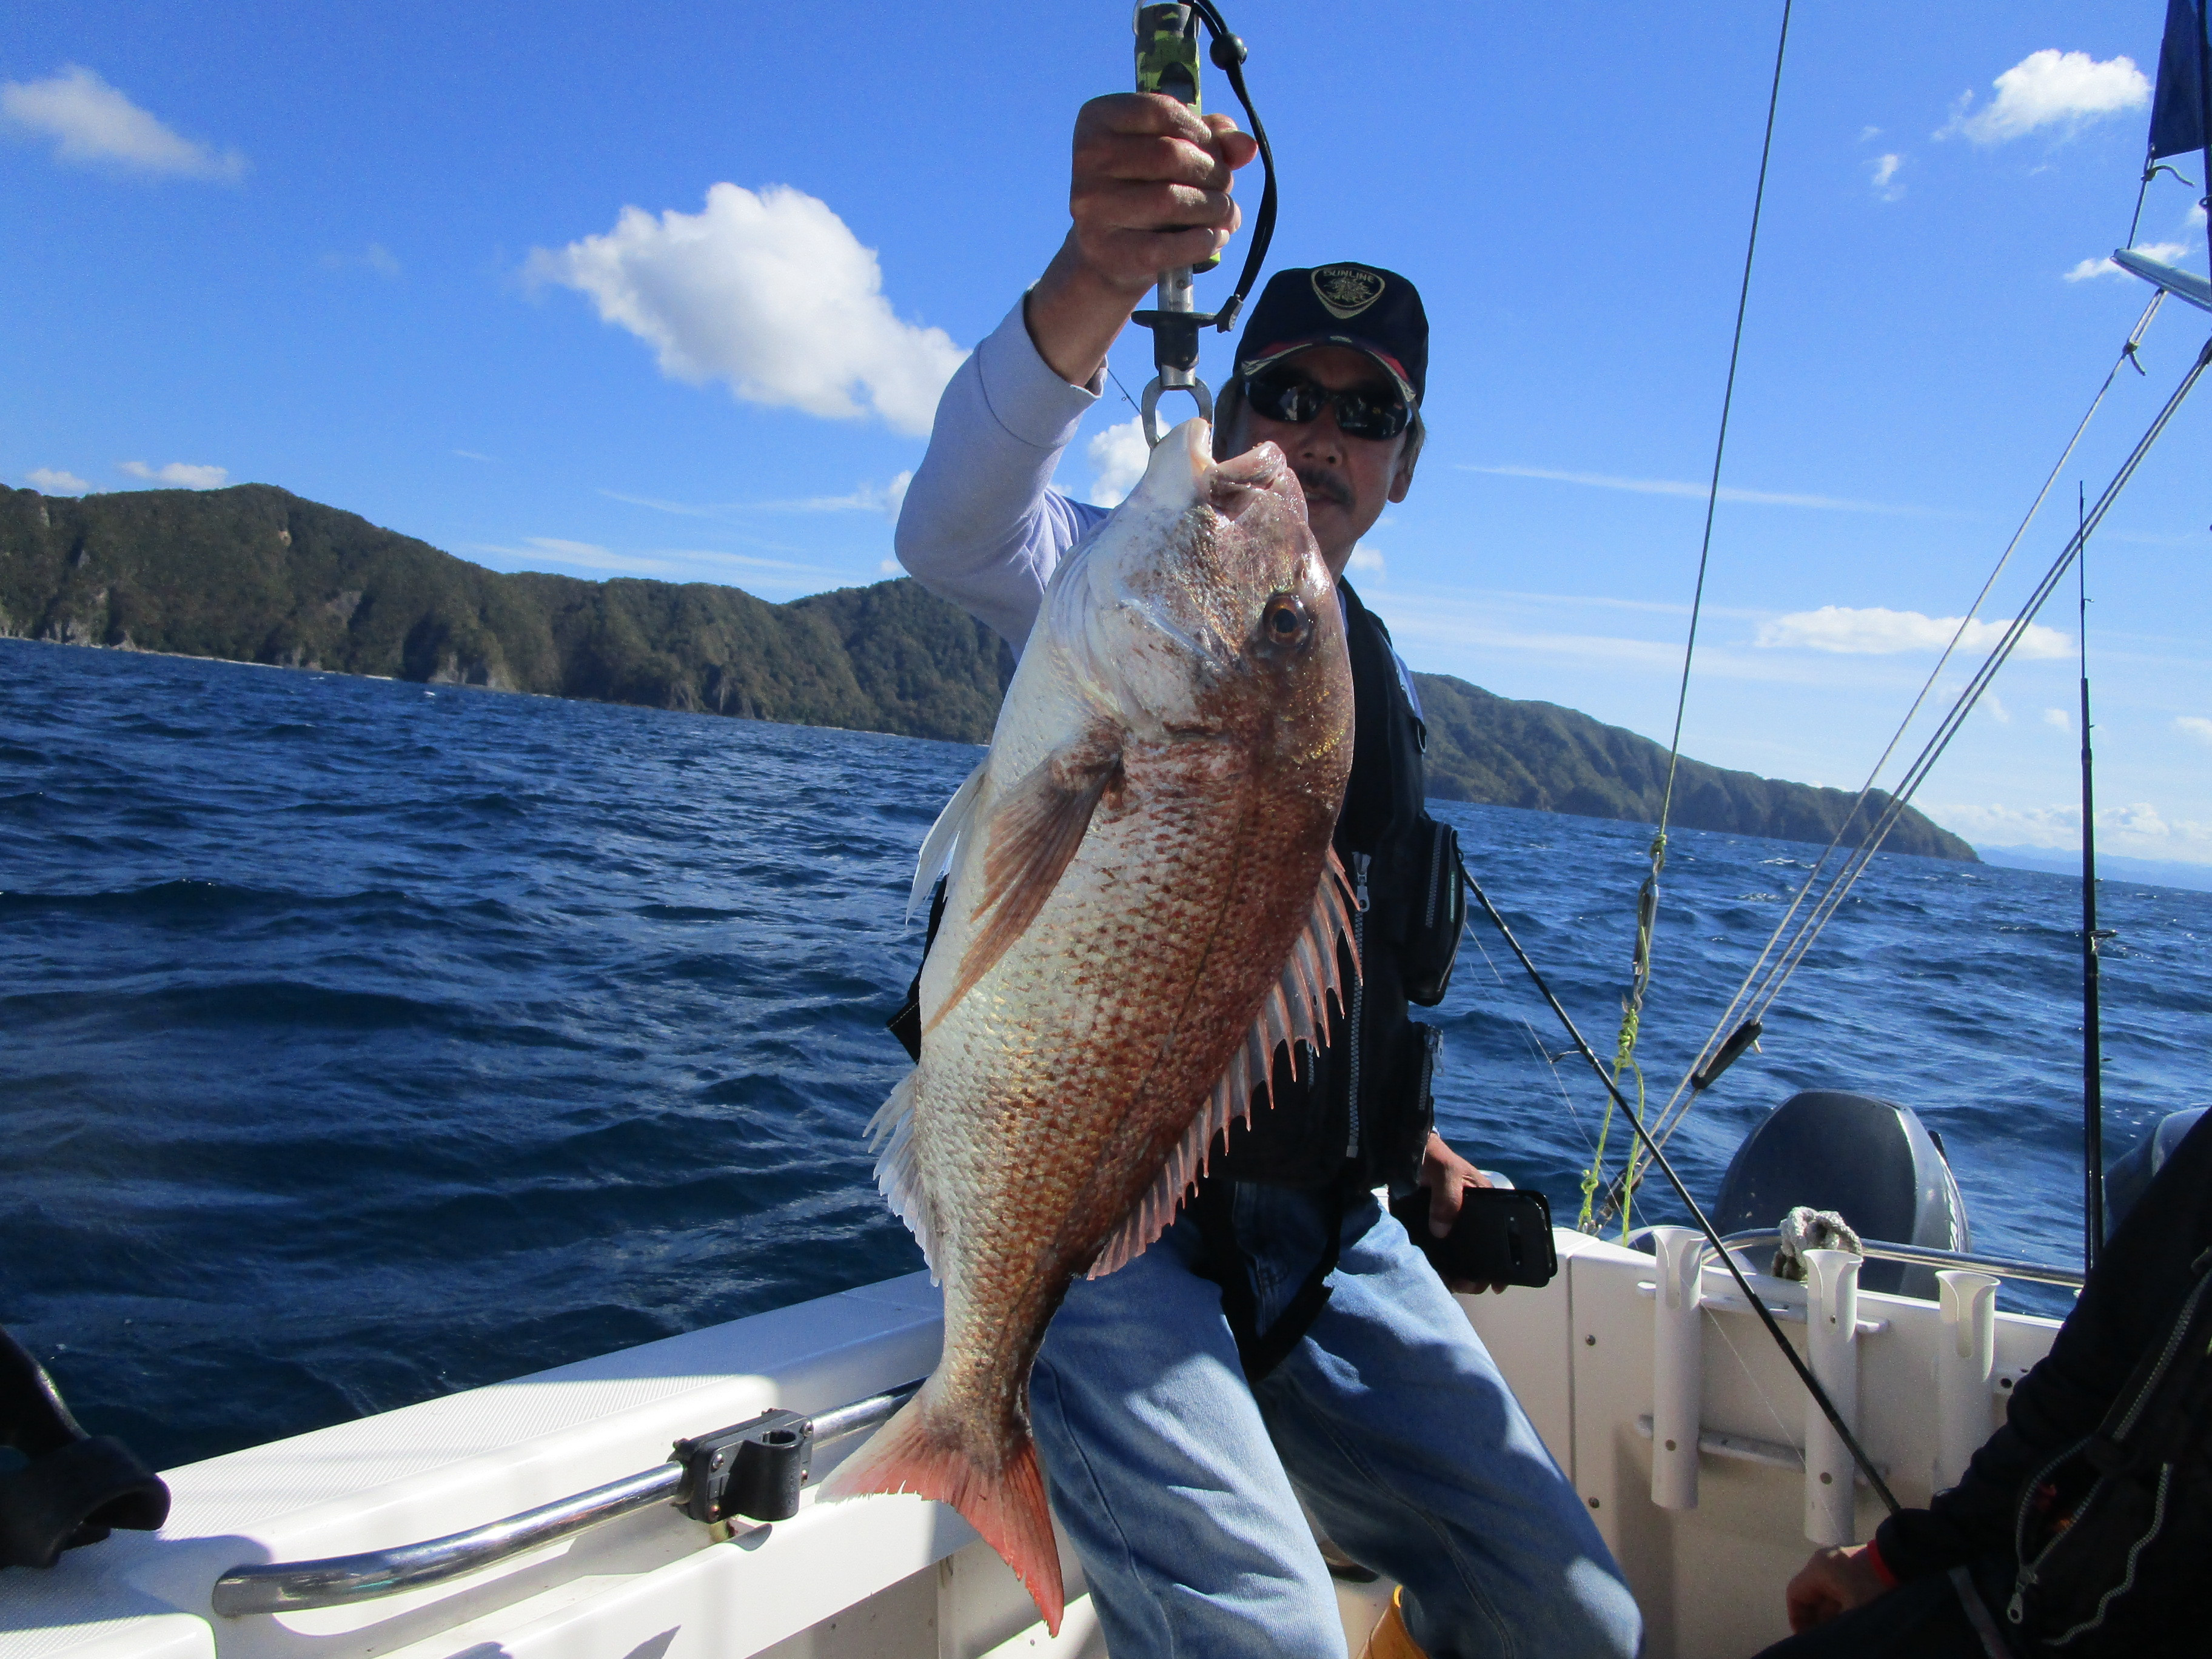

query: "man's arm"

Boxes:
[891, 301, 1108, 651]
[893, 95, 1254, 648]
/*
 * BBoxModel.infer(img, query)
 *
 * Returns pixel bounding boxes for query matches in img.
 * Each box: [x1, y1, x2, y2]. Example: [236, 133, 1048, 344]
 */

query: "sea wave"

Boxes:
[4, 637, 2207, 1466]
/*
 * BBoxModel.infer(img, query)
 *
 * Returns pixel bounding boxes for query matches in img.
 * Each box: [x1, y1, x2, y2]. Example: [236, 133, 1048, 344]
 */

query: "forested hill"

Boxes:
[0, 481, 1974, 860]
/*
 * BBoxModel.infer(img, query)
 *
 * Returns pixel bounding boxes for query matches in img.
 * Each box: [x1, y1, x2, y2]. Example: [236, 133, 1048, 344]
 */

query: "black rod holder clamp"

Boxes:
[0, 1326, 170, 1570]
[672, 1409, 813, 1526]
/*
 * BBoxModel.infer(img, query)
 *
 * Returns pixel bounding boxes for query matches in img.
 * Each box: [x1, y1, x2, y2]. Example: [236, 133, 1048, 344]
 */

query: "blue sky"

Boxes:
[5, 2, 2208, 865]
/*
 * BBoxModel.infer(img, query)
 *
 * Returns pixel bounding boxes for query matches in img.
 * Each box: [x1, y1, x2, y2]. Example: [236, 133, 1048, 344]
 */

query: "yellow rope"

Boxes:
[1577, 833, 1664, 1234]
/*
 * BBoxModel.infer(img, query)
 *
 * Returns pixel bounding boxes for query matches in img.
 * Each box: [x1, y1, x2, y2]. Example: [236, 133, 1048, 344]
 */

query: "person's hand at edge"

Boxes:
[1784, 1543, 1892, 1633]
[1025, 93, 1257, 390]
[1418, 1131, 1507, 1296]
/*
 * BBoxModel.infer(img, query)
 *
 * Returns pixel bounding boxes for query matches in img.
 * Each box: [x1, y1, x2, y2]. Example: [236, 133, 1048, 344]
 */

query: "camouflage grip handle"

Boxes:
[1134, 2, 1219, 274]
[1134, 3, 1202, 109]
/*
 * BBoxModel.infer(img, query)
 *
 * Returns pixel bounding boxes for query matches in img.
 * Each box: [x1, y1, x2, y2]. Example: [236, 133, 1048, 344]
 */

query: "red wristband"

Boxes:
[1863, 1538, 1900, 1590]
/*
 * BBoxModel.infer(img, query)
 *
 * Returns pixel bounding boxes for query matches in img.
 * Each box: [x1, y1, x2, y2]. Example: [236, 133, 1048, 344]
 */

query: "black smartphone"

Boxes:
[1390, 1185, 1558, 1289]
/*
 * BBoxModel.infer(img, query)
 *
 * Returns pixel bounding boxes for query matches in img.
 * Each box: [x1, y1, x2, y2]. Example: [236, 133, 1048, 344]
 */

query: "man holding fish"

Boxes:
[829, 93, 1641, 1659]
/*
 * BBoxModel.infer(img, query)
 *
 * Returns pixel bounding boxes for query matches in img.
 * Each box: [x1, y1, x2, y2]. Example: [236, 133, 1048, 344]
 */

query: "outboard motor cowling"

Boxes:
[2102, 1108, 2208, 1239]
[1713, 1090, 1970, 1299]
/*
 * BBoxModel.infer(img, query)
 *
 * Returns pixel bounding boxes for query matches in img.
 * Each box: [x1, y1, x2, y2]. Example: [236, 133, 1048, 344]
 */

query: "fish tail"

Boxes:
[817, 1387, 1065, 1635]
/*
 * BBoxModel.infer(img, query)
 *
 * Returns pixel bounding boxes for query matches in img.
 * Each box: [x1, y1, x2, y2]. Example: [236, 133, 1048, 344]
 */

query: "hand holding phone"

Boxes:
[1390, 1185, 1558, 1290]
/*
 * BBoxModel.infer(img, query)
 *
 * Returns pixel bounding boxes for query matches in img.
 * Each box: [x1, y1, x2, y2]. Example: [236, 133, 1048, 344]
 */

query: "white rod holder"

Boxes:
[1934, 1269, 1999, 1490]
[1801, 1248, 1863, 1545]
[1650, 1226, 1706, 1510]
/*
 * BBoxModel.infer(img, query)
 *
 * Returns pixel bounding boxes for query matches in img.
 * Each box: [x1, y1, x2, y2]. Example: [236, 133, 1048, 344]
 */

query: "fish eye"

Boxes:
[1260, 592, 1310, 646]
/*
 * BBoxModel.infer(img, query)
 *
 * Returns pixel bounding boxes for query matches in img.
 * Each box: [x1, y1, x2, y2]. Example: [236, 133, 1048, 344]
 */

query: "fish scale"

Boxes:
[821, 419, 1355, 1632]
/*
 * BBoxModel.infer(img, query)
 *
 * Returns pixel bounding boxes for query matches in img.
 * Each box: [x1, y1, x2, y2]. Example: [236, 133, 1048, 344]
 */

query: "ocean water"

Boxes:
[5, 638, 2208, 1470]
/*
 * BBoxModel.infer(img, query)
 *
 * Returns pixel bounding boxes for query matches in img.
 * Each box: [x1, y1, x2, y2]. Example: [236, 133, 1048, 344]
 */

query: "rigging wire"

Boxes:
[1596, 292, 2170, 1224]
[1603, 320, 2211, 1224]
[1576, 0, 1794, 1236]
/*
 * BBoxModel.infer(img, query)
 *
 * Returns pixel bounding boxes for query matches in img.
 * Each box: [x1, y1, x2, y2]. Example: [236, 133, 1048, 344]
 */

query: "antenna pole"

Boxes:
[2078, 481, 2105, 1272]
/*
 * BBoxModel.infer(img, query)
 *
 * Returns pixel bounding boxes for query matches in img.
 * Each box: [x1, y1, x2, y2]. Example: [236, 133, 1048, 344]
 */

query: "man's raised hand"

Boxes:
[1026, 93, 1256, 389]
[1068, 93, 1256, 295]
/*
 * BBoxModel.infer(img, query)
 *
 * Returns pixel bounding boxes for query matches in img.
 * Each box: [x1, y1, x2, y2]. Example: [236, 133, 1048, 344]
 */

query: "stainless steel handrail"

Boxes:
[1714, 1229, 2086, 1291]
[211, 1379, 923, 1617]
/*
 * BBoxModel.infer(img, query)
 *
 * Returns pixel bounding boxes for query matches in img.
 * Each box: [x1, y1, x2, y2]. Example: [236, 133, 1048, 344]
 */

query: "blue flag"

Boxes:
[2148, 0, 2209, 160]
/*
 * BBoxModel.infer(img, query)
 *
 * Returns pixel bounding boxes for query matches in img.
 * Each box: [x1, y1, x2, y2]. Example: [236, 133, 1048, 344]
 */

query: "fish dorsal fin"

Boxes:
[927, 734, 1122, 1030]
[1086, 850, 1359, 1279]
[910, 760, 989, 923]
[866, 1070, 942, 1281]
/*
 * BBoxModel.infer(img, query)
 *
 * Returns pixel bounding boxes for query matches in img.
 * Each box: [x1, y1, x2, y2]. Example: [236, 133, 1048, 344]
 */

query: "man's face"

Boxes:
[1219, 344, 1416, 580]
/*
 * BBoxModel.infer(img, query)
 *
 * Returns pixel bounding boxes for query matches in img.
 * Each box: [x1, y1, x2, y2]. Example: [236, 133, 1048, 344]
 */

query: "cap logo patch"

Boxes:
[1311, 264, 1384, 320]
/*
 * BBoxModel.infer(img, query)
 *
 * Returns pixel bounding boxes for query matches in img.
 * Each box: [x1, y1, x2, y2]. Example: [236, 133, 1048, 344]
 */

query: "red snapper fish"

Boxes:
[820, 418, 1356, 1631]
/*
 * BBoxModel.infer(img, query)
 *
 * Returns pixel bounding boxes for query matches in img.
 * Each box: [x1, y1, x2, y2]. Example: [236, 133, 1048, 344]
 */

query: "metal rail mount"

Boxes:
[210, 1379, 922, 1617]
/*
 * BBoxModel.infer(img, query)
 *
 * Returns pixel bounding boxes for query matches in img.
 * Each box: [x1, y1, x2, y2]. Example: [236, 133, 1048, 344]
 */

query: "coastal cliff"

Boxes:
[0, 481, 1976, 860]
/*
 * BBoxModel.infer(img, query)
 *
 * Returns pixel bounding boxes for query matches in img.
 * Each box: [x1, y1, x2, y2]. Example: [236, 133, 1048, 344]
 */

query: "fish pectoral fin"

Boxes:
[910, 759, 989, 923]
[1086, 851, 1360, 1281]
[929, 734, 1122, 1026]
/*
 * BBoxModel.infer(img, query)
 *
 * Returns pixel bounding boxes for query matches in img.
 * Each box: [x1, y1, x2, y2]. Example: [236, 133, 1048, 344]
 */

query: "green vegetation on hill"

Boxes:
[1411, 675, 1972, 858]
[0, 481, 1973, 860]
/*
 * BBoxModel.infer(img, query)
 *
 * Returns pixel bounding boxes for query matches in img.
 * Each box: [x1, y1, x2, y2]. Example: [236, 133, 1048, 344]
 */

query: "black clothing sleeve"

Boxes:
[1872, 1111, 2212, 1580]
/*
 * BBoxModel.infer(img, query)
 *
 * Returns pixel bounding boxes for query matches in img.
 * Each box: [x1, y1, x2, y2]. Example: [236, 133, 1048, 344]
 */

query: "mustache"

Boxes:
[1293, 467, 1352, 510]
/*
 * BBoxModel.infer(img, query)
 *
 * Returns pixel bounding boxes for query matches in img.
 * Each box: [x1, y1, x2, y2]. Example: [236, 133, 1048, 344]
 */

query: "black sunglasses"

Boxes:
[1244, 370, 1413, 441]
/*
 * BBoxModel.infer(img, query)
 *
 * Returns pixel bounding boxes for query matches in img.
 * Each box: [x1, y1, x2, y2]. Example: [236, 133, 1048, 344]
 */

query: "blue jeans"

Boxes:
[1031, 1182, 1643, 1658]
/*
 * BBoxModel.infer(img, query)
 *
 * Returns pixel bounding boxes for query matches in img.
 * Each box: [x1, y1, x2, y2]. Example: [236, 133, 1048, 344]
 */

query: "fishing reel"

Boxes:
[1129, 1, 1277, 446]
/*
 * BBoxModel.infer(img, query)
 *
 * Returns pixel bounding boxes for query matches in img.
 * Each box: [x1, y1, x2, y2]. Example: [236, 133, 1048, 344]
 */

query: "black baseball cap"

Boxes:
[1233, 263, 1429, 407]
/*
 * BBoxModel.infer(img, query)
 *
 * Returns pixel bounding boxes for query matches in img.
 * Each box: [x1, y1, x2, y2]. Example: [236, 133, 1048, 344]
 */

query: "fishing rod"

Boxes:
[2077, 484, 2113, 1273]
[1129, 1, 1278, 446]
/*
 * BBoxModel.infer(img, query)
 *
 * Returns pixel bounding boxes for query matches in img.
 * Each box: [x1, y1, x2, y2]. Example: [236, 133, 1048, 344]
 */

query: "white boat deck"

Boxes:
[0, 1231, 2061, 1659]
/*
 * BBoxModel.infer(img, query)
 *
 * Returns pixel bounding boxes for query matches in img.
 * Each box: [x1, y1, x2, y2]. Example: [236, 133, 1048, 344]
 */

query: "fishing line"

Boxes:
[1578, 0, 1796, 1236]
[1463, 866, 1904, 1517]
[1601, 294, 2175, 1224]
[1469, 926, 1599, 1154]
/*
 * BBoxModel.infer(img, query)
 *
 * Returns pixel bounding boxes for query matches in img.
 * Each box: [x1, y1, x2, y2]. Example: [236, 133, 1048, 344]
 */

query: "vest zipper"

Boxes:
[1346, 853, 1372, 1159]
[1424, 823, 1447, 930]
[2006, 1263, 2212, 1627]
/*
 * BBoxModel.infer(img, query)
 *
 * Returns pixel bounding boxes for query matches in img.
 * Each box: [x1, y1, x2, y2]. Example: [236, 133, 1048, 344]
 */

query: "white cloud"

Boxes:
[323, 243, 401, 278]
[470, 538, 840, 590]
[528, 183, 965, 437]
[2043, 706, 2073, 732]
[1754, 605, 2070, 659]
[24, 467, 91, 494]
[1462, 463, 1934, 516]
[1869, 153, 1905, 200]
[879, 558, 903, 577]
[2065, 241, 2191, 282]
[1859, 125, 1884, 143]
[1986, 693, 2011, 725]
[1932, 799, 2212, 863]
[1, 65, 244, 181]
[2174, 716, 2212, 746]
[1940, 50, 2150, 146]
[1346, 546, 1385, 576]
[118, 460, 228, 489]
[1085, 418, 1151, 508]
[453, 449, 495, 463]
[753, 471, 913, 515]
[602, 471, 912, 519]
